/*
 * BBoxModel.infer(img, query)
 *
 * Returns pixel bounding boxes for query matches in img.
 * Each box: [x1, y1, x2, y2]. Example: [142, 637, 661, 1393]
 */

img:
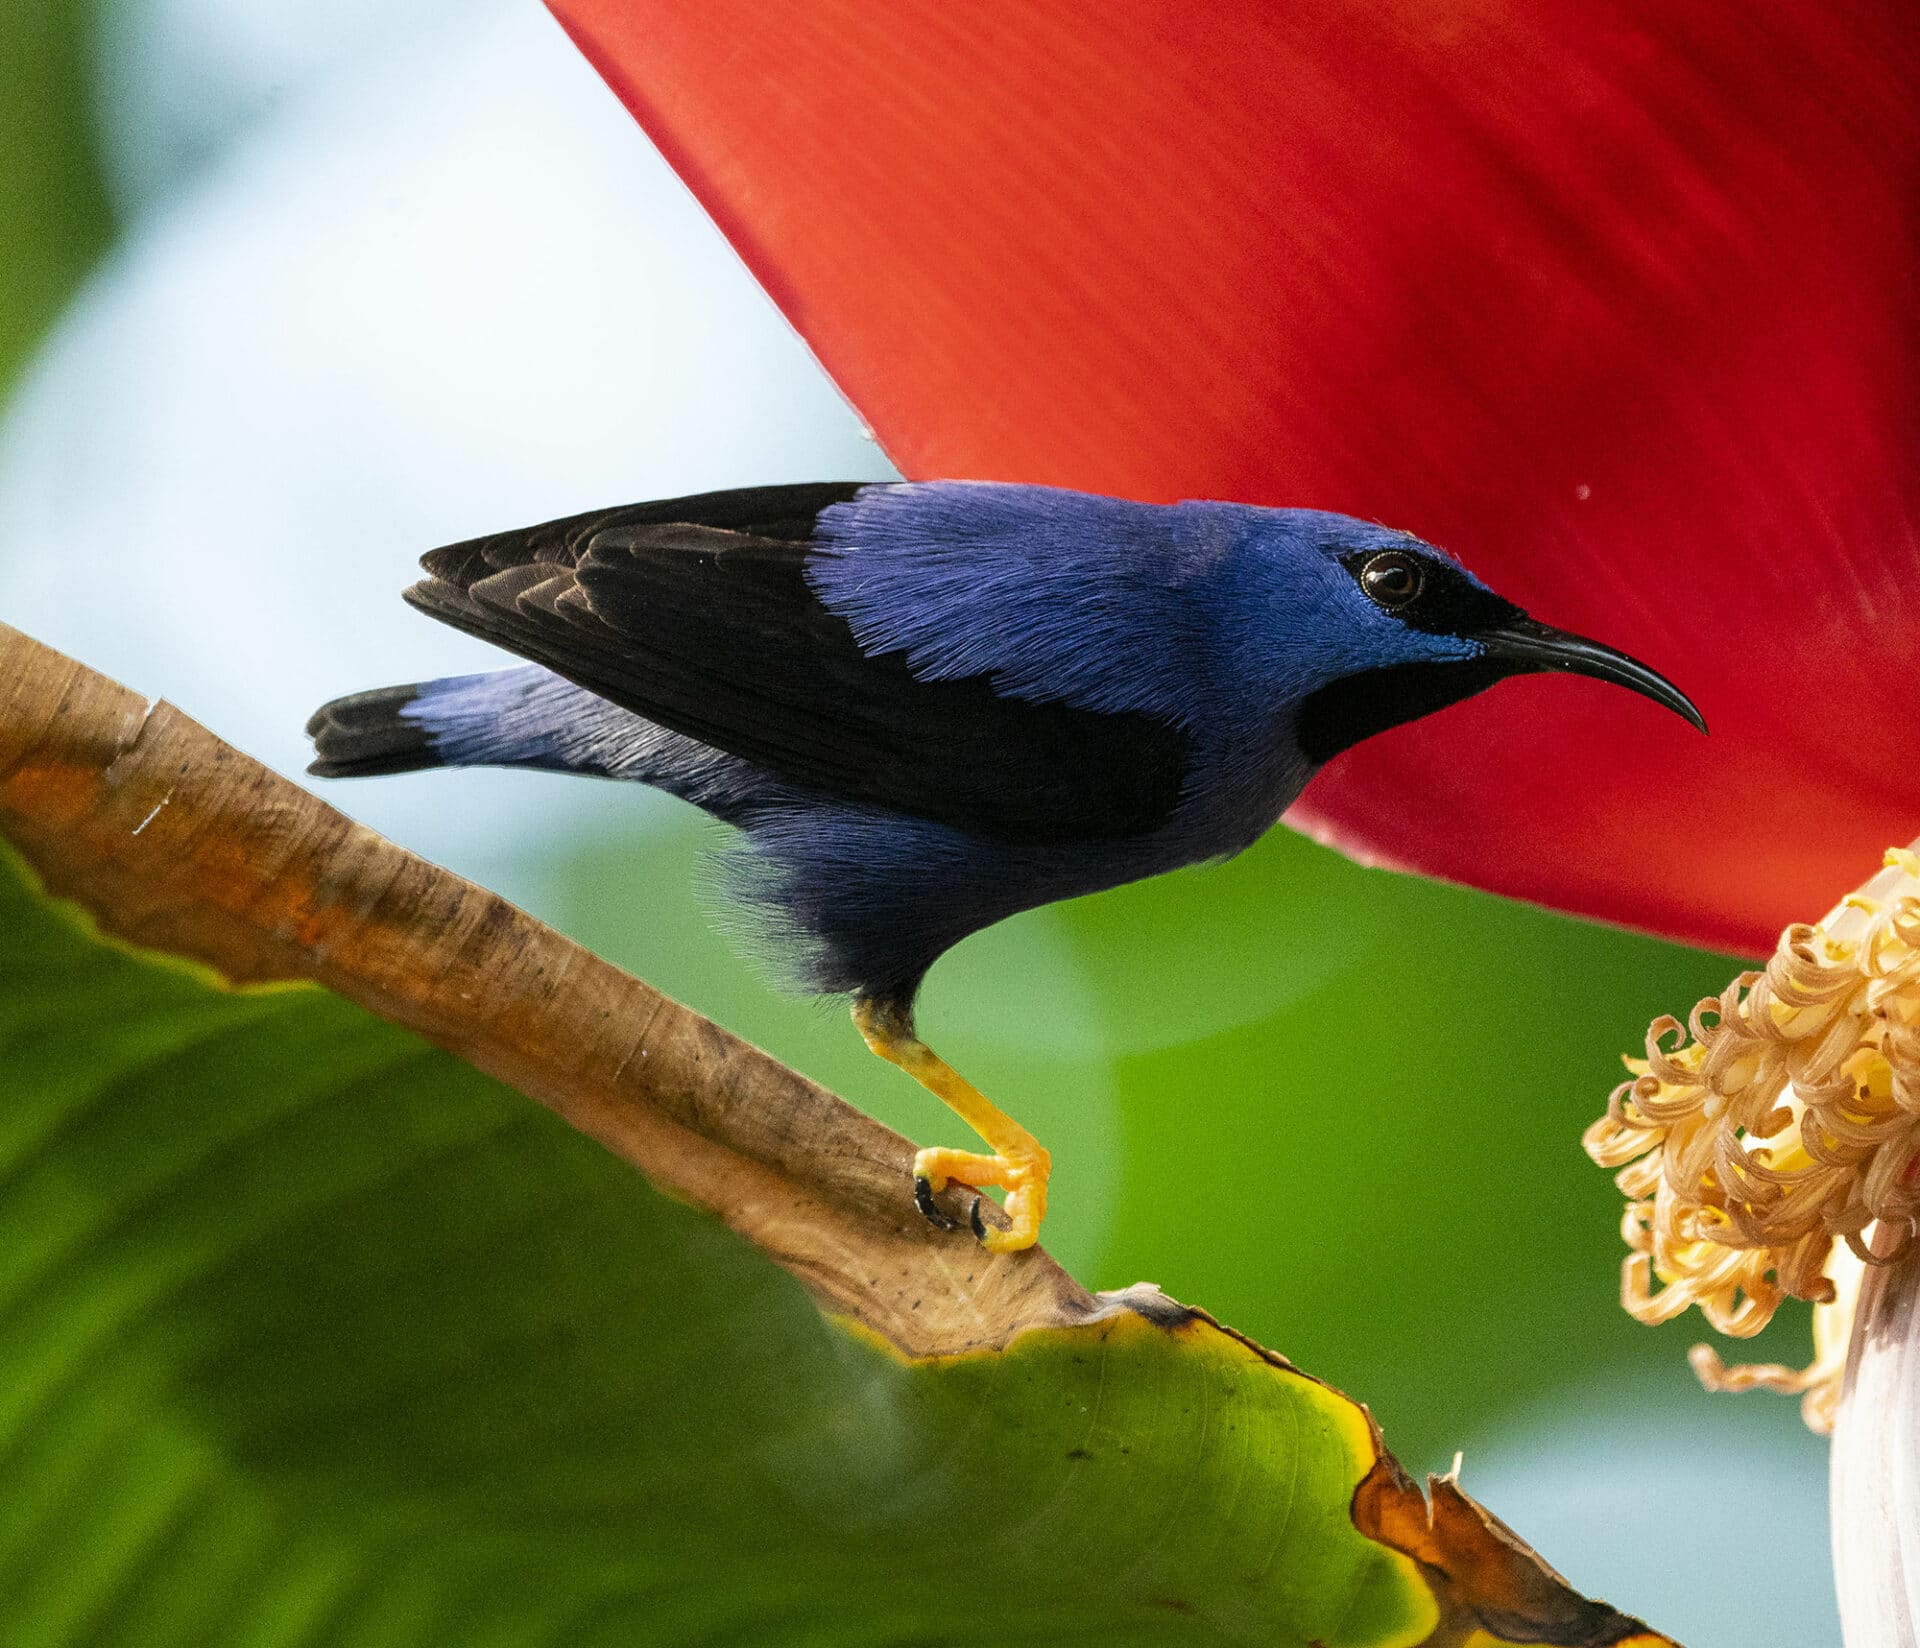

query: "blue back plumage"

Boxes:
[809, 482, 1486, 751]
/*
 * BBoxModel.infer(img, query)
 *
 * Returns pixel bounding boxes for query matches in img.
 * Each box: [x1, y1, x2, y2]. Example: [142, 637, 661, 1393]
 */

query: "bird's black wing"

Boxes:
[404, 484, 1187, 844]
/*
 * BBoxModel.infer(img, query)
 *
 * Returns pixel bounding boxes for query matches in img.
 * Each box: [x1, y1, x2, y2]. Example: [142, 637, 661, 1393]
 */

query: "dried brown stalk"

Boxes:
[0, 621, 1091, 1357]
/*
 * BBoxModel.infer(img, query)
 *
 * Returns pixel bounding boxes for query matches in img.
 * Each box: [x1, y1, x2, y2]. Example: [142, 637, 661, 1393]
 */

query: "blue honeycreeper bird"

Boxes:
[308, 481, 1703, 1252]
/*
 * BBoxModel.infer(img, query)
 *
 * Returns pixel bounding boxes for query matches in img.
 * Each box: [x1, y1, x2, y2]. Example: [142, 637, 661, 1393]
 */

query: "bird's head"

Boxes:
[1230, 510, 1705, 764]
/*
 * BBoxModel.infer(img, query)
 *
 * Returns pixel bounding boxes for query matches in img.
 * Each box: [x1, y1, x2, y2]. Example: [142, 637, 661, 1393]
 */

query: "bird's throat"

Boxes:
[1294, 657, 1510, 765]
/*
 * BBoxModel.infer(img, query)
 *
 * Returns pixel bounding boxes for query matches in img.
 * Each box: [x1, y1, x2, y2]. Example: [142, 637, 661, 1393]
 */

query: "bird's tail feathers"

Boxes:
[307, 668, 563, 778]
[306, 682, 444, 777]
[305, 667, 777, 820]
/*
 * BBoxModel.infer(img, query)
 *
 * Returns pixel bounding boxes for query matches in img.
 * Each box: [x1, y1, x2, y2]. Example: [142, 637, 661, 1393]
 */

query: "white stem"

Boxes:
[1832, 1228, 1920, 1644]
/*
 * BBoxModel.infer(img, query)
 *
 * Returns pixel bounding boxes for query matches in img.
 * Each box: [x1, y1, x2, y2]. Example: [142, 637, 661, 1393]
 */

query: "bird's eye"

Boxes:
[1359, 551, 1424, 611]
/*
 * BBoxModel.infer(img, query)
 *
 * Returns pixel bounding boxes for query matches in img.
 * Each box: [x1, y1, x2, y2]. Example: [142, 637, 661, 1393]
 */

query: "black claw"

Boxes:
[968, 1197, 987, 1242]
[914, 1175, 961, 1232]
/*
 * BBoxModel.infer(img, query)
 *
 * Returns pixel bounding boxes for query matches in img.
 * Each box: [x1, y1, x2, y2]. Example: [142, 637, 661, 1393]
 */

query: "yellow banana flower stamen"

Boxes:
[1585, 847, 1920, 1432]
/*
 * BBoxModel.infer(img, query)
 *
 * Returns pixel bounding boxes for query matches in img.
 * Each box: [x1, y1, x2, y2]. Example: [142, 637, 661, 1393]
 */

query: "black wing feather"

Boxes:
[405, 484, 1186, 843]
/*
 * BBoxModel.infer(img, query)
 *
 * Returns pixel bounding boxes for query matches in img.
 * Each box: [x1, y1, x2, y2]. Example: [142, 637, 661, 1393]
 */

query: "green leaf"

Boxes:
[0, 0, 112, 395]
[0, 625, 1672, 1646]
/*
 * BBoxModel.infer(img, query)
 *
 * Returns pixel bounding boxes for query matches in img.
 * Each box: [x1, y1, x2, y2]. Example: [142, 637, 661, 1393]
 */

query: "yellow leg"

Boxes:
[853, 996, 1051, 1254]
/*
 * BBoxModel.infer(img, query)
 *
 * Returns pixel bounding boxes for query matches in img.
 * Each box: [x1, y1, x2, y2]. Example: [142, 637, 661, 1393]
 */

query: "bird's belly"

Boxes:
[730, 732, 1311, 1001]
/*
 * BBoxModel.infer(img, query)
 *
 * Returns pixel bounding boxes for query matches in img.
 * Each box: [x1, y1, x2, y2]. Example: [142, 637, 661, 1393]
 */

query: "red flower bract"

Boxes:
[548, 0, 1920, 956]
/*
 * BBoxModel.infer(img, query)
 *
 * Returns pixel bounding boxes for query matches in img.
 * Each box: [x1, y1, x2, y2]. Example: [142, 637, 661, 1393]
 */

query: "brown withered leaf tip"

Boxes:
[1354, 1457, 1666, 1646]
[0, 624, 1674, 1647]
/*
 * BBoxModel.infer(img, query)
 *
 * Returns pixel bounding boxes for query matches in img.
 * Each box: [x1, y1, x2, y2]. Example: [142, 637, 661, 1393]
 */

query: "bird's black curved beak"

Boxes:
[1479, 617, 1707, 734]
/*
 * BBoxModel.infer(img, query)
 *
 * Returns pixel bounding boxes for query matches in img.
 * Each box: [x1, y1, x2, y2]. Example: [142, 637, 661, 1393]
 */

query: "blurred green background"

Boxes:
[1, 0, 110, 380]
[0, 1, 1837, 1640]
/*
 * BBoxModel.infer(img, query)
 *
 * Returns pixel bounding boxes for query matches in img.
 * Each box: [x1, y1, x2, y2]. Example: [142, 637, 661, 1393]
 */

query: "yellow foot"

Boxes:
[912, 1143, 1050, 1254]
[852, 994, 1054, 1254]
